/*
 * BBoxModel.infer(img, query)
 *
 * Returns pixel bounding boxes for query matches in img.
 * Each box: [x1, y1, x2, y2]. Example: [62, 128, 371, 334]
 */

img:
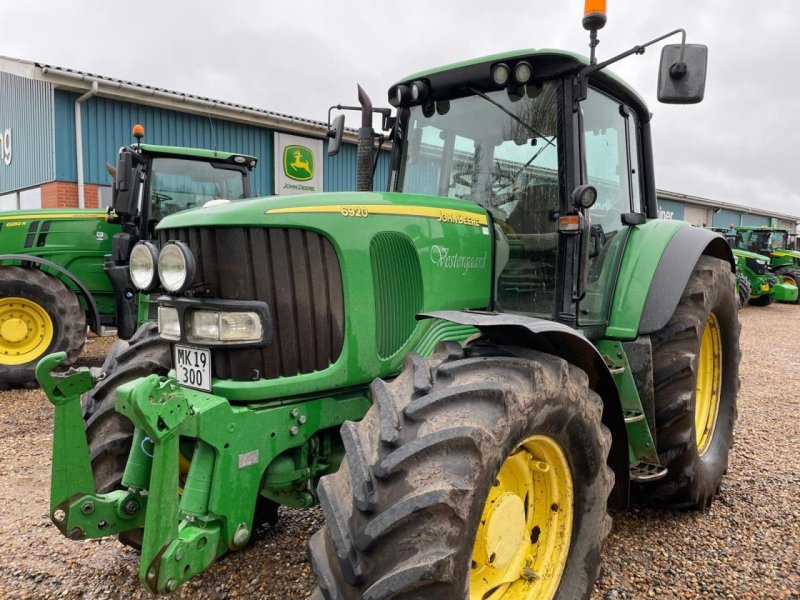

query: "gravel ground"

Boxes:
[0, 306, 798, 599]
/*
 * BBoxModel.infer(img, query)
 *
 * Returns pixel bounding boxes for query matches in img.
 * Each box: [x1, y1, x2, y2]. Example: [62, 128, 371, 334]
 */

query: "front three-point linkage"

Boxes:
[37, 353, 148, 543]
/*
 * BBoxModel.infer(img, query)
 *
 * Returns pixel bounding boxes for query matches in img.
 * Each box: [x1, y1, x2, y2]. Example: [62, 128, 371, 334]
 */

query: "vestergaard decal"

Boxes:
[430, 245, 488, 274]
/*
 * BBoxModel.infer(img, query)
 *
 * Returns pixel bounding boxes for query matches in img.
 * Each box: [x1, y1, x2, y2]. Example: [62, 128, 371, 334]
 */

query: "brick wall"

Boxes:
[40, 182, 99, 209]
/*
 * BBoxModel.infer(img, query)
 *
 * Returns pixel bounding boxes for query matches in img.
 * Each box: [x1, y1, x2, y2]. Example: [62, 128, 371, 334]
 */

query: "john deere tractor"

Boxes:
[38, 5, 740, 598]
[710, 227, 797, 306]
[714, 226, 800, 305]
[0, 127, 256, 385]
[735, 225, 800, 302]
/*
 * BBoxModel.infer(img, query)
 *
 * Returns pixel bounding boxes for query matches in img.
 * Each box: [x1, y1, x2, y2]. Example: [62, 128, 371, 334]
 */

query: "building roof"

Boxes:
[0, 54, 359, 141]
[657, 189, 799, 225]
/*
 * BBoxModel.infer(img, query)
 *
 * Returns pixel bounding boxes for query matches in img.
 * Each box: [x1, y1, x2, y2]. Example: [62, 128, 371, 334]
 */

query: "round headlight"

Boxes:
[129, 242, 159, 291]
[158, 241, 196, 293]
[571, 184, 598, 210]
[492, 63, 510, 86]
[514, 61, 532, 84]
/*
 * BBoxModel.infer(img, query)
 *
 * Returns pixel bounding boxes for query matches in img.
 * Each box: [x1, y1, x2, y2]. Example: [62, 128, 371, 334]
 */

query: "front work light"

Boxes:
[158, 306, 181, 341]
[186, 310, 263, 344]
[514, 61, 532, 84]
[410, 80, 429, 102]
[158, 241, 196, 293]
[492, 63, 510, 86]
[129, 241, 159, 291]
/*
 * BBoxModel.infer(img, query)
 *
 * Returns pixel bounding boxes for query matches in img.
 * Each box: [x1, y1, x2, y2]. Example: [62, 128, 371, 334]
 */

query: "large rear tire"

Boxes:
[636, 256, 740, 508]
[309, 343, 613, 600]
[0, 266, 85, 387]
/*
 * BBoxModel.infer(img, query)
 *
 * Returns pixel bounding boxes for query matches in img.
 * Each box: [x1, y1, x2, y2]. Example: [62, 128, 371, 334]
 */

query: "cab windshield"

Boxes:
[397, 81, 563, 317]
[149, 158, 246, 220]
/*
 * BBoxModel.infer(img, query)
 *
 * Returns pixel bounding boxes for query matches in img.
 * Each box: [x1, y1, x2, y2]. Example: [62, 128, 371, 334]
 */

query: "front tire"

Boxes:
[0, 266, 85, 386]
[774, 267, 800, 303]
[735, 273, 750, 309]
[637, 256, 740, 508]
[309, 343, 613, 600]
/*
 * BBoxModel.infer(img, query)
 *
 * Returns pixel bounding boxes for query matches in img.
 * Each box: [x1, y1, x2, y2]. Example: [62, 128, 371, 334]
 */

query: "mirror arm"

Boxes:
[574, 28, 687, 103]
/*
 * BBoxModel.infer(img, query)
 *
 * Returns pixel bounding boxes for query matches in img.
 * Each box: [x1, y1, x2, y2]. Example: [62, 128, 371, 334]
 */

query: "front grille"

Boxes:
[158, 227, 344, 381]
[745, 257, 767, 275]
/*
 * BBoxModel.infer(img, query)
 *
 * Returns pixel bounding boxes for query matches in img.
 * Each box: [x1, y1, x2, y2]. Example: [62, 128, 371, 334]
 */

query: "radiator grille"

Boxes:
[158, 227, 344, 381]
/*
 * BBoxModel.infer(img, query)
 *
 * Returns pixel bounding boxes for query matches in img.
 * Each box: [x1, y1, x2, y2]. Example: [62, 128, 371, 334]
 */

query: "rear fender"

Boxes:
[0, 254, 101, 332]
[606, 221, 735, 339]
[420, 310, 630, 508]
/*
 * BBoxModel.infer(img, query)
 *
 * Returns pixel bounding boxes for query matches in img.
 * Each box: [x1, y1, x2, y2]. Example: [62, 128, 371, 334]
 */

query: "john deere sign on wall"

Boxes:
[274, 133, 323, 196]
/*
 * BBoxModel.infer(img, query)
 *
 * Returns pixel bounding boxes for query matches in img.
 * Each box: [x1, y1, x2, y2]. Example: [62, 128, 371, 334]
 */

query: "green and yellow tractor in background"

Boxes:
[711, 227, 798, 306]
[734, 225, 800, 301]
[38, 5, 741, 598]
[0, 128, 256, 386]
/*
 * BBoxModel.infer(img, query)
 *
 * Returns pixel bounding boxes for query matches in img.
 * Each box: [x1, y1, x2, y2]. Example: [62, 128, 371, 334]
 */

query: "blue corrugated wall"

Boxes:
[55, 90, 275, 195]
[741, 213, 770, 227]
[0, 73, 55, 193]
[53, 90, 390, 197]
[712, 208, 742, 228]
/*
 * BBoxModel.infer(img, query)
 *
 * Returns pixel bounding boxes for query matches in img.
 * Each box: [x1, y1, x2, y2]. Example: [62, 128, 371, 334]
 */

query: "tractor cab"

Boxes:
[385, 42, 705, 334]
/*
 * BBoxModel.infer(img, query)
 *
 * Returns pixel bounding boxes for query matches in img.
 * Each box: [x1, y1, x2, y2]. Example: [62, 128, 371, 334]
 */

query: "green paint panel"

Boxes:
[605, 219, 687, 340]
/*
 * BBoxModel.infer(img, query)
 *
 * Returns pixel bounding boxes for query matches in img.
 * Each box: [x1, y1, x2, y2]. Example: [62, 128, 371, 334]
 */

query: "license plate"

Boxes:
[174, 345, 212, 392]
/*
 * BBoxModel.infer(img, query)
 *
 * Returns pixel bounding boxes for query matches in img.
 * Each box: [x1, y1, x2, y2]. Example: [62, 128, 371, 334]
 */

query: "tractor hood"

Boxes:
[731, 248, 771, 261]
[0, 208, 108, 223]
[772, 248, 800, 260]
[156, 191, 489, 230]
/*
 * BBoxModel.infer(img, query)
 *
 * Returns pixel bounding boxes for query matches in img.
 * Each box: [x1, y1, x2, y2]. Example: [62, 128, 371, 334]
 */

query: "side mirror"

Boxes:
[327, 114, 345, 157]
[112, 149, 141, 220]
[658, 43, 708, 104]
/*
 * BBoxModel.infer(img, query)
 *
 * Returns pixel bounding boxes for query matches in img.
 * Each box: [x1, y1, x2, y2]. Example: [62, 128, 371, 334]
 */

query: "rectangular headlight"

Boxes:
[158, 306, 180, 340]
[186, 310, 263, 343]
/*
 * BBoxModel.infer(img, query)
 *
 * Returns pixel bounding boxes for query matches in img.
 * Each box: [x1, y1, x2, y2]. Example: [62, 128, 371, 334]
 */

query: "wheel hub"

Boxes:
[0, 297, 54, 364]
[475, 491, 527, 569]
[1, 318, 29, 343]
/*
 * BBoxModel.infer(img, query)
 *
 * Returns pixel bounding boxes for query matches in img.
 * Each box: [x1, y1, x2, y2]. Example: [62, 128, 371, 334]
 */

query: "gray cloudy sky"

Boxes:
[2, 1, 798, 216]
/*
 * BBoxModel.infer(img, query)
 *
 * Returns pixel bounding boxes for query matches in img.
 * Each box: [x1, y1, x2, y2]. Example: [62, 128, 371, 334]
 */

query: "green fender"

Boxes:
[605, 220, 735, 340]
[420, 310, 630, 508]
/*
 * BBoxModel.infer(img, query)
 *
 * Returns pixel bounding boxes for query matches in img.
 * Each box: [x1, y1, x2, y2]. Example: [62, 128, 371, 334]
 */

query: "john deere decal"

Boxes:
[284, 145, 314, 182]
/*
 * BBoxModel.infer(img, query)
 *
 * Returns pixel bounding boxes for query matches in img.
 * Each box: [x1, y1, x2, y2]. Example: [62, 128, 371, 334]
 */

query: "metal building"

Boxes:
[0, 55, 389, 211]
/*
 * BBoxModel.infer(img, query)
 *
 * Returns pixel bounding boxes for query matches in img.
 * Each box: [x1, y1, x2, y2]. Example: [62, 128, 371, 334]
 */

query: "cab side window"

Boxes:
[579, 88, 644, 325]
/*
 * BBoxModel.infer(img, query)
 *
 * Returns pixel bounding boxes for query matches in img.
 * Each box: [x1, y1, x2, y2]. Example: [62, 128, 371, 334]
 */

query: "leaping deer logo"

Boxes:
[284, 145, 315, 181]
[290, 150, 312, 176]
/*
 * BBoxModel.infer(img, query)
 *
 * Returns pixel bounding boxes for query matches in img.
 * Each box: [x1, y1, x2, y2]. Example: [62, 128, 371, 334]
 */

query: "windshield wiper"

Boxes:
[467, 86, 556, 149]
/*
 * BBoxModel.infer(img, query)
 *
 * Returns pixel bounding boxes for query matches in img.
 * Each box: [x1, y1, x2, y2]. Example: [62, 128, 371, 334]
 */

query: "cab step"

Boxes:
[630, 461, 668, 482]
[623, 409, 645, 424]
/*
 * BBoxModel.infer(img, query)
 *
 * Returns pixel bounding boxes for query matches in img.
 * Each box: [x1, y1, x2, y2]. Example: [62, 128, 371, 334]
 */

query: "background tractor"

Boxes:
[39, 4, 741, 598]
[0, 127, 256, 386]
[710, 227, 797, 306]
[716, 225, 800, 304]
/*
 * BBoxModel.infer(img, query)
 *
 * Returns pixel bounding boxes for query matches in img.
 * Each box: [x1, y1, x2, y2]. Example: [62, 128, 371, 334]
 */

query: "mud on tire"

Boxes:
[309, 343, 614, 600]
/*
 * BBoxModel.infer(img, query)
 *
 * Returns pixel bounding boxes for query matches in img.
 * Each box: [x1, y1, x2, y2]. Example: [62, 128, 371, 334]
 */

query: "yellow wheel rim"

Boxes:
[782, 275, 796, 286]
[470, 435, 573, 600]
[0, 297, 54, 365]
[695, 313, 722, 455]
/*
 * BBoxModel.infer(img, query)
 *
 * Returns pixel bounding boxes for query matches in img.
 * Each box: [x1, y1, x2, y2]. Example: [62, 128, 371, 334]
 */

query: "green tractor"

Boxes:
[38, 7, 741, 599]
[0, 127, 256, 385]
[734, 225, 800, 301]
[711, 227, 798, 306]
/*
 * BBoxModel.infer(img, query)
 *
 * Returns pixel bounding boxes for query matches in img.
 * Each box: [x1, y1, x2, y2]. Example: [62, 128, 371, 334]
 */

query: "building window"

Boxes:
[0, 192, 16, 211]
[19, 187, 42, 210]
[99, 186, 113, 209]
